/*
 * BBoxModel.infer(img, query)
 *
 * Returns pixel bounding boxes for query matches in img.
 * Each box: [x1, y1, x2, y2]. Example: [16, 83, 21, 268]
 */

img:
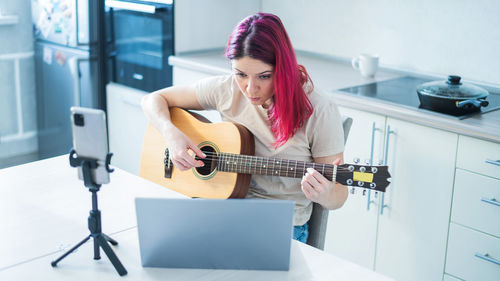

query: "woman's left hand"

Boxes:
[301, 158, 342, 206]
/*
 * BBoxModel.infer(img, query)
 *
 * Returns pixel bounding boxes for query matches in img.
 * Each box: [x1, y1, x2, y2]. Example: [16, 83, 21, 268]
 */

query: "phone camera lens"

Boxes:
[74, 113, 84, 126]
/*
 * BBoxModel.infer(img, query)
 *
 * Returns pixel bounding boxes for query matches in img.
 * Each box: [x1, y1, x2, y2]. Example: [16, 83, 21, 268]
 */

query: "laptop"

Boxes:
[135, 198, 294, 270]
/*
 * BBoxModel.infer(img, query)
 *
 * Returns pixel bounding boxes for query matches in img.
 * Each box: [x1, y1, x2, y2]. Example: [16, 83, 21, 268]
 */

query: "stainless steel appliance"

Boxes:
[32, 0, 103, 159]
[106, 0, 174, 92]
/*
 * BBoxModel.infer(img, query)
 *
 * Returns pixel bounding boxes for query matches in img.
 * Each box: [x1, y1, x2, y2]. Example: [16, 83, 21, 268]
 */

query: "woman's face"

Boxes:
[232, 56, 275, 108]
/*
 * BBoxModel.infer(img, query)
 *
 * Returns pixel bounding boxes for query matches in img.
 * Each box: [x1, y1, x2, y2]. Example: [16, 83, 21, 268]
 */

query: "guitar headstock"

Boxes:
[335, 164, 391, 193]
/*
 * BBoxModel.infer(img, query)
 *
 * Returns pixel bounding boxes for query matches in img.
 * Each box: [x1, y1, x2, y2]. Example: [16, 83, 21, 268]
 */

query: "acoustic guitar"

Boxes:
[139, 107, 391, 199]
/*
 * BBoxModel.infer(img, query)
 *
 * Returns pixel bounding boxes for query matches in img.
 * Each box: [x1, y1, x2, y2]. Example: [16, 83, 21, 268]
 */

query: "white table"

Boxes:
[0, 156, 393, 281]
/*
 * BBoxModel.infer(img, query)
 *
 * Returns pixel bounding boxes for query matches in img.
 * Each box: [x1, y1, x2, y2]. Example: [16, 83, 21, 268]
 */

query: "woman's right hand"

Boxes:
[163, 125, 206, 171]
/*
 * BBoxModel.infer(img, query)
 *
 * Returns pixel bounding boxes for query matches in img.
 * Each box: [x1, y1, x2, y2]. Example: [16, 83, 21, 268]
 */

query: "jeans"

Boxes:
[293, 223, 309, 243]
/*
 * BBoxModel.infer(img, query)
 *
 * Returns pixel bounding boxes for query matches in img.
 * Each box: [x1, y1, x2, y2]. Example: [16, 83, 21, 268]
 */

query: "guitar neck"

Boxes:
[217, 153, 337, 181]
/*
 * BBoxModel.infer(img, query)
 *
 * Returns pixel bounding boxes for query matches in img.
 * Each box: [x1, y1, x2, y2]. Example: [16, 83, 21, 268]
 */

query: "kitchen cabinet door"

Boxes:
[324, 106, 386, 269]
[375, 117, 457, 281]
[107, 82, 148, 175]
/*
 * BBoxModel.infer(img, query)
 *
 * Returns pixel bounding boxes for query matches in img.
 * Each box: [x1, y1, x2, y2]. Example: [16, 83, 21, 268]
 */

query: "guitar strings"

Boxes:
[189, 151, 352, 172]
[170, 150, 356, 173]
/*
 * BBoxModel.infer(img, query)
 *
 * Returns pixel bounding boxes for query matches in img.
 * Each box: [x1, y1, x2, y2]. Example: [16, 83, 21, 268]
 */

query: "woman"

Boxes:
[141, 13, 347, 243]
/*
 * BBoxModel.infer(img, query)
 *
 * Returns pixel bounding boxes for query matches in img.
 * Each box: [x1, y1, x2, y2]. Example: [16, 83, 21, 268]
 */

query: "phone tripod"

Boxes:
[51, 149, 127, 276]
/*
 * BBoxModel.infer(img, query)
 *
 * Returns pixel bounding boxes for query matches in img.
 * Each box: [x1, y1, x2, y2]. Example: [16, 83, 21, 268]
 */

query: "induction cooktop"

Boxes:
[337, 76, 500, 119]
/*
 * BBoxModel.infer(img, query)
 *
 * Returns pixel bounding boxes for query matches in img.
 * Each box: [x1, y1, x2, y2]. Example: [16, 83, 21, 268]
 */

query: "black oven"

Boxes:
[106, 0, 174, 92]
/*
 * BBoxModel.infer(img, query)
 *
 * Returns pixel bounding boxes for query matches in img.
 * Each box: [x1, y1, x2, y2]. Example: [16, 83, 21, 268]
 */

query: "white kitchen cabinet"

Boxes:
[456, 135, 500, 179]
[106, 82, 148, 175]
[451, 169, 500, 237]
[375, 117, 457, 281]
[444, 136, 500, 281]
[446, 223, 500, 281]
[324, 107, 386, 269]
[325, 107, 458, 281]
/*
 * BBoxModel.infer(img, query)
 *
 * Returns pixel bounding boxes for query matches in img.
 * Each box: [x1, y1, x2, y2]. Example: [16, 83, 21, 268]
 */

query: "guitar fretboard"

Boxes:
[216, 153, 336, 181]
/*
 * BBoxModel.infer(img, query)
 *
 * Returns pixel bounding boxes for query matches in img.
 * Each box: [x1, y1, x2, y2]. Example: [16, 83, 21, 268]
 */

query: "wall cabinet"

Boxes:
[325, 106, 458, 281]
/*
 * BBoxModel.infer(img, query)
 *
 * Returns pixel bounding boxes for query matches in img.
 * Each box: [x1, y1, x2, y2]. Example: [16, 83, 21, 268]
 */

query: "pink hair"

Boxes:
[225, 13, 314, 148]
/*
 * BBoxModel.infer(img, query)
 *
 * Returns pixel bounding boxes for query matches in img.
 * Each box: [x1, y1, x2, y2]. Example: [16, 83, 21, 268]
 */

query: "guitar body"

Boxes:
[139, 107, 255, 198]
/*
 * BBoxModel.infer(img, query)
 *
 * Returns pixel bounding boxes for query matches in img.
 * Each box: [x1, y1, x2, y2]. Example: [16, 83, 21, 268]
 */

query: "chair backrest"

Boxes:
[306, 115, 353, 250]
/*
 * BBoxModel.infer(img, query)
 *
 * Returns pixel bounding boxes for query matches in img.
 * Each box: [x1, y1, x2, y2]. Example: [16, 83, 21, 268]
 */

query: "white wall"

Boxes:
[262, 0, 500, 85]
[175, 0, 261, 53]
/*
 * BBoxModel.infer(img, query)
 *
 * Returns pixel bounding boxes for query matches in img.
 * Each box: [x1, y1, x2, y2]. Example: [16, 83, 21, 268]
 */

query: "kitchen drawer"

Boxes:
[445, 223, 500, 281]
[452, 169, 500, 237]
[456, 136, 500, 179]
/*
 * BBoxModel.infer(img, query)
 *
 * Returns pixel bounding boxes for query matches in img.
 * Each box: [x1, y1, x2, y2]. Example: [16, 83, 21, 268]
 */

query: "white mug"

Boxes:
[352, 54, 379, 78]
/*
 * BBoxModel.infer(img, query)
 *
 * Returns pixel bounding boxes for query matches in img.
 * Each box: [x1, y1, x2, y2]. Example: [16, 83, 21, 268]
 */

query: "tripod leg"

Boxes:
[102, 233, 119, 245]
[93, 235, 101, 260]
[96, 234, 127, 276]
[51, 235, 91, 267]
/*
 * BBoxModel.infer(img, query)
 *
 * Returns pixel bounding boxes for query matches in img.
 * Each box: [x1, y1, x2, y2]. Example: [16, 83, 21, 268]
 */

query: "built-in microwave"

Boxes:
[106, 0, 174, 92]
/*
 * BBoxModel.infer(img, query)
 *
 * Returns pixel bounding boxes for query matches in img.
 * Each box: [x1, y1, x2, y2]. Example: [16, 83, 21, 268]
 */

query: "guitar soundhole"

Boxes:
[194, 145, 218, 176]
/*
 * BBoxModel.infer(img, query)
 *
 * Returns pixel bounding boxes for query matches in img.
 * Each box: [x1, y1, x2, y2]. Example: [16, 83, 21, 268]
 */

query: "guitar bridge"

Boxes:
[164, 148, 172, 178]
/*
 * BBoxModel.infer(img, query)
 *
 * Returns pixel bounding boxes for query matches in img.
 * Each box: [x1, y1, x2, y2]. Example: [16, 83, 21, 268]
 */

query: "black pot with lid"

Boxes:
[416, 75, 489, 116]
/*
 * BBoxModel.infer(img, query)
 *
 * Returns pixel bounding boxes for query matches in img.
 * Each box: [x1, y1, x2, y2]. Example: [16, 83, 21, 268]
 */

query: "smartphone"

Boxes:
[70, 106, 110, 185]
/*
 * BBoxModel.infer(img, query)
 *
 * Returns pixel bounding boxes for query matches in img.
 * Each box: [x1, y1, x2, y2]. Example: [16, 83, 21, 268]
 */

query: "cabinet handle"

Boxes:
[68, 57, 81, 107]
[380, 193, 388, 215]
[369, 122, 377, 165]
[106, 0, 157, 14]
[474, 253, 500, 266]
[481, 197, 500, 207]
[367, 122, 378, 211]
[383, 125, 394, 165]
[485, 159, 500, 167]
[380, 125, 394, 215]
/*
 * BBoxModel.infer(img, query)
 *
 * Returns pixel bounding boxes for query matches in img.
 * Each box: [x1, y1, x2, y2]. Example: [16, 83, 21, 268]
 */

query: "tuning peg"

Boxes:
[359, 166, 366, 172]
[374, 191, 378, 198]
[346, 179, 353, 185]
[350, 187, 356, 194]
[353, 157, 360, 164]
[362, 189, 367, 196]
[371, 167, 378, 173]
[365, 159, 371, 165]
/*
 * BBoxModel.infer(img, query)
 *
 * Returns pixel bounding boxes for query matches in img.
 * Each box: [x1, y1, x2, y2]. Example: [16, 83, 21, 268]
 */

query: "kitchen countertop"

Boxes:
[169, 50, 500, 143]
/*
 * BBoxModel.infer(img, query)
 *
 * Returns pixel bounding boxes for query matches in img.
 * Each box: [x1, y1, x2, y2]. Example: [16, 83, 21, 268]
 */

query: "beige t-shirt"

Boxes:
[195, 75, 344, 225]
